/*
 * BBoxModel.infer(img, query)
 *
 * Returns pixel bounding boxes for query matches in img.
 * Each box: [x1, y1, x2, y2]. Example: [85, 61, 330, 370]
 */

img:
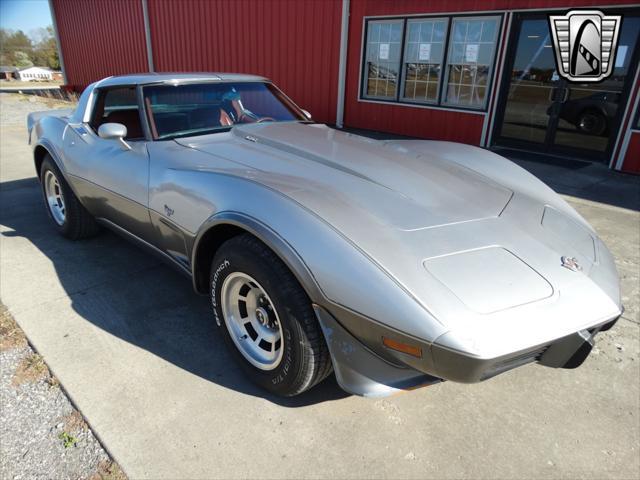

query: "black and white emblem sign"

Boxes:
[549, 10, 622, 83]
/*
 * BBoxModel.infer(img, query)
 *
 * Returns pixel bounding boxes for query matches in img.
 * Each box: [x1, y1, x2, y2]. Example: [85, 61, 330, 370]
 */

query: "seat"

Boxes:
[104, 109, 144, 139]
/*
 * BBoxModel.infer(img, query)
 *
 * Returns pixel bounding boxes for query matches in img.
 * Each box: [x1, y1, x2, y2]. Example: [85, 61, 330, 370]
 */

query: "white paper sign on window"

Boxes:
[418, 43, 431, 61]
[465, 44, 479, 62]
[379, 43, 390, 60]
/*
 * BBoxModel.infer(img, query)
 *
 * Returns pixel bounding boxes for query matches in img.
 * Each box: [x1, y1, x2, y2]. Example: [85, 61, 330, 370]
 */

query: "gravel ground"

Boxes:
[0, 92, 75, 126]
[1, 93, 125, 479]
[0, 304, 126, 480]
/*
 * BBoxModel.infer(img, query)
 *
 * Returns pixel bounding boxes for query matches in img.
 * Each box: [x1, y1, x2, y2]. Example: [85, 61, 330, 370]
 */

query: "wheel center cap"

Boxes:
[255, 307, 268, 325]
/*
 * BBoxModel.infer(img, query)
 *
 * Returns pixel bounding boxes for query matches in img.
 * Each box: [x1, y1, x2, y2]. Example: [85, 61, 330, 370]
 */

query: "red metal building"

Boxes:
[49, 0, 640, 173]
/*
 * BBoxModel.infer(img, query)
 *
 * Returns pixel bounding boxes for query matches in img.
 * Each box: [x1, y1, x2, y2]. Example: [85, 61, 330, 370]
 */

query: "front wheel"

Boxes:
[210, 234, 332, 396]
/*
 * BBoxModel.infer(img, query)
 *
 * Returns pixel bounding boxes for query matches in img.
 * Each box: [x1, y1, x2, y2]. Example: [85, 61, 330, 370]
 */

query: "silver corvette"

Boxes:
[28, 73, 622, 397]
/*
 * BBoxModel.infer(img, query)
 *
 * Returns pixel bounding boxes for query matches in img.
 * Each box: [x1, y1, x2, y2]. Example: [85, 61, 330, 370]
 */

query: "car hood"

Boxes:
[178, 122, 513, 231]
[177, 123, 621, 353]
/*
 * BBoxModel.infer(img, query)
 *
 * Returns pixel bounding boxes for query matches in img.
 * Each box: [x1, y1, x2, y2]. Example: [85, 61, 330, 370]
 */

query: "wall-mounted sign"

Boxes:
[549, 10, 622, 82]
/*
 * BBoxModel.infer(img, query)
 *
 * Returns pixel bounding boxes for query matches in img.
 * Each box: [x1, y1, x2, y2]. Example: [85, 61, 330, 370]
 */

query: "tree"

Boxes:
[30, 26, 60, 69]
[14, 51, 33, 68]
[0, 27, 59, 70]
[0, 29, 33, 65]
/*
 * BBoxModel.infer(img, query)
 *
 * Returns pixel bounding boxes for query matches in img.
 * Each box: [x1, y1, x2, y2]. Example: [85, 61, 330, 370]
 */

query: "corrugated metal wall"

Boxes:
[146, 0, 342, 124]
[52, 0, 342, 124]
[52, 0, 149, 89]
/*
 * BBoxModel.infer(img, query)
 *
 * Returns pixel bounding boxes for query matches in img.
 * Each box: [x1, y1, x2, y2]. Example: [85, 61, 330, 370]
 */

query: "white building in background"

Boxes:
[17, 66, 53, 81]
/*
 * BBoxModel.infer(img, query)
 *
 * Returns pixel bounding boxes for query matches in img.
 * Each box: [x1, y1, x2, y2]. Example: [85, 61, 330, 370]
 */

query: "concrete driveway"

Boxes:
[1, 97, 638, 479]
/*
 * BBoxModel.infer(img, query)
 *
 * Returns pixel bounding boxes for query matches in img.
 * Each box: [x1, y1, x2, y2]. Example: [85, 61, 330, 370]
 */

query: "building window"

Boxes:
[360, 14, 502, 111]
[401, 18, 448, 104]
[443, 16, 500, 108]
[362, 19, 404, 99]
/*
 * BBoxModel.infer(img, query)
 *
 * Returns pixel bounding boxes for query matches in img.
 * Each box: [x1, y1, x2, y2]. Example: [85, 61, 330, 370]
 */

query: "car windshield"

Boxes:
[143, 81, 307, 140]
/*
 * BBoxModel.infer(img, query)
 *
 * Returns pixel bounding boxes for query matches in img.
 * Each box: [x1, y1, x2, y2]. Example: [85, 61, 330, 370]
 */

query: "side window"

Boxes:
[362, 20, 404, 99]
[90, 87, 144, 140]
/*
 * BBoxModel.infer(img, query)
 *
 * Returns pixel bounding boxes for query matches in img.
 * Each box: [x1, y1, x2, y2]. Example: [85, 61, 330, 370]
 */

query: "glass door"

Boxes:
[493, 12, 640, 161]
[495, 18, 560, 148]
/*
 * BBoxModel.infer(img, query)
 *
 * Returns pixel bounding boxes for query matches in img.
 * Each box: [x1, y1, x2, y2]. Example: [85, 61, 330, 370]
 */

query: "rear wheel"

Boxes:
[39, 155, 100, 239]
[210, 234, 332, 396]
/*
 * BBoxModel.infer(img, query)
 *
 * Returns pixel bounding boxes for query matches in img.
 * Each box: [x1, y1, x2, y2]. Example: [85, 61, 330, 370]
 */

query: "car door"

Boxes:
[62, 86, 153, 241]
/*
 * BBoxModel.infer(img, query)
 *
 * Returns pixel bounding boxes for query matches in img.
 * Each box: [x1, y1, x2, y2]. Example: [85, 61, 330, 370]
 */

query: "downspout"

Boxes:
[48, 0, 67, 85]
[141, 0, 155, 72]
[335, 0, 350, 128]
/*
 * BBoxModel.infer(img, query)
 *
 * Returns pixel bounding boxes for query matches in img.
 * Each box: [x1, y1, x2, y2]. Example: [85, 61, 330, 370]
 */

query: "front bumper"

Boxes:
[431, 314, 620, 383]
[315, 303, 621, 395]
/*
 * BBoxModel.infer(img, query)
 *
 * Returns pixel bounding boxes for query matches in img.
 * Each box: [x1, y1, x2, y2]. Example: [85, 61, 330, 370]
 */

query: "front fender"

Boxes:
[191, 210, 325, 304]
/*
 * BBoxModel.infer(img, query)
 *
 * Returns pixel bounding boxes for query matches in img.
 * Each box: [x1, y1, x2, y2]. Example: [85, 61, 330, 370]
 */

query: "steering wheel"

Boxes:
[256, 117, 276, 123]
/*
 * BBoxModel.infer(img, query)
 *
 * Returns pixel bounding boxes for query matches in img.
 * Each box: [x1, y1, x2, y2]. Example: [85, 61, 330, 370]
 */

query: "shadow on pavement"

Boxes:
[0, 176, 349, 408]
[495, 148, 640, 212]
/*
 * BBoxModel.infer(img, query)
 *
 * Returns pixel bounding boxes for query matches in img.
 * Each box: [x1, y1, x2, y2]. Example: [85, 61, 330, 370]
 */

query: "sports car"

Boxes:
[27, 73, 622, 397]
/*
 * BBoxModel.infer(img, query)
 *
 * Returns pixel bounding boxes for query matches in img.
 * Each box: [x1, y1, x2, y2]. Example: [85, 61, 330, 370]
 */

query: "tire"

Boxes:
[210, 234, 332, 396]
[39, 155, 100, 240]
[577, 110, 607, 136]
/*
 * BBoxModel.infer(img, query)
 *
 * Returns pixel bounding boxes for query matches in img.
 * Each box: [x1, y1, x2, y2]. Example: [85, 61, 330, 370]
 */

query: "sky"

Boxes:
[0, 0, 53, 33]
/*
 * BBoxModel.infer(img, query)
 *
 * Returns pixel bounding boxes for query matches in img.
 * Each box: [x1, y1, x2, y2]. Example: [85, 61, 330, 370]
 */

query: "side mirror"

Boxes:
[301, 109, 312, 120]
[98, 122, 131, 150]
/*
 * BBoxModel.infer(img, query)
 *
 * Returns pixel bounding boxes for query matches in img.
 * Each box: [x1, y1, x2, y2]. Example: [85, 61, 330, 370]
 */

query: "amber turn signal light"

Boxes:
[382, 337, 422, 358]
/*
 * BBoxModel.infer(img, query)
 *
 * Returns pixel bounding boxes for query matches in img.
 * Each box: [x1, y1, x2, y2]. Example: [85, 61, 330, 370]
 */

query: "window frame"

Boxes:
[634, 100, 640, 132]
[87, 85, 149, 141]
[441, 15, 502, 110]
[359, 13, 504, 112]
[141, 81, 310, 141]
[360, 18, 406, 101]
[398, 17, 450, 106]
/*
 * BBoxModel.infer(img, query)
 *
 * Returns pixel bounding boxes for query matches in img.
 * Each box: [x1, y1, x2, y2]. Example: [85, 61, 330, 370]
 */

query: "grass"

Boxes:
[63, 410, 88, 433]
[13, 92, 78, 108]
[90, 460, 128, 480]
[0, 80, 63, 88]
[11, 352, 50, 386]
[58, 431, 78, 448]
[0, 304, 27, 351]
